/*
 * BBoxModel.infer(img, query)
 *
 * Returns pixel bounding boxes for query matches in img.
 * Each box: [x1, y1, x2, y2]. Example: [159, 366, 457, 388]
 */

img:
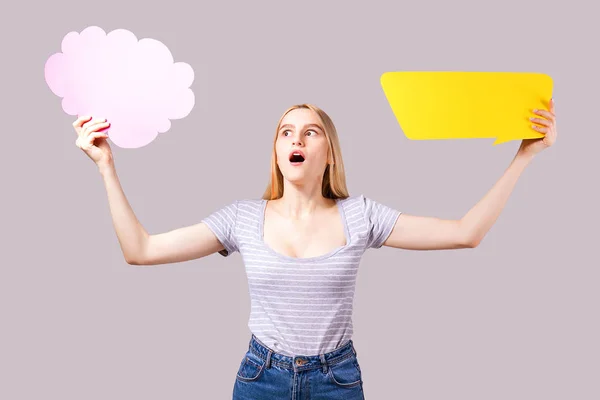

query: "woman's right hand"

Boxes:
[73, 116, 113, 167]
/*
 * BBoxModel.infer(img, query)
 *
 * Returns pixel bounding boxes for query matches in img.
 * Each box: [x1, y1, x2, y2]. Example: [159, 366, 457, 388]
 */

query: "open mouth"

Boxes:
[289, 153, 305, 163]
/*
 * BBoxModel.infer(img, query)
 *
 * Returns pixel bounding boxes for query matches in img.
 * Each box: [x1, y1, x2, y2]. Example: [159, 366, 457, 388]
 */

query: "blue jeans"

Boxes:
[232, 334, 365, 399]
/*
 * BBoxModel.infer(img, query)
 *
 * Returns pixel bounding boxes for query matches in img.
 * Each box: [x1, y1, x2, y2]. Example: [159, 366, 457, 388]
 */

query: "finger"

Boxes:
[75, 136, 92, 150]
[531, 125, 549, 133]
[82, 117, 106, 131]
[550, 98, 555, 114]
[82, 117, 106, 127]
[73, 115, 93, 129]
[86, 131, 110, 145]
[97, 123, 111, 133]
[533, 109, 555, 120]
[529, 117, 551, 127]
[83, 121, 110, 137]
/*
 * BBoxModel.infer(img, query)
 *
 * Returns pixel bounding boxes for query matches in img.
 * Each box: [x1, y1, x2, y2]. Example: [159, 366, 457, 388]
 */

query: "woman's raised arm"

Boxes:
[383, 99, 557, 251]
[99, 164, 224, 265]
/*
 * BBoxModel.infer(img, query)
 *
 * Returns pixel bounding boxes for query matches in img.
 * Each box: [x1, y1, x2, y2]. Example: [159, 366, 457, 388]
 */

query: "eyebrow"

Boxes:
[279, 123, 323, 132]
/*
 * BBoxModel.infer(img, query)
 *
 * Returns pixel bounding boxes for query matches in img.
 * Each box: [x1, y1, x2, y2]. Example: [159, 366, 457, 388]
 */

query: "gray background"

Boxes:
[2, 0, 598, 398]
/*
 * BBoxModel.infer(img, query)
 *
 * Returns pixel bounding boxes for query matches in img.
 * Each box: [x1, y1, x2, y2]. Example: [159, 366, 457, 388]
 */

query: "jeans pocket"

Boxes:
[236, 350, 266, 382]
[327, 355, 363, 388]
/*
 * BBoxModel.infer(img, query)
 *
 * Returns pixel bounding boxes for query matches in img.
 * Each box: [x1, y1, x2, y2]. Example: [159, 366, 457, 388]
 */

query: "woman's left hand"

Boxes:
[518, 98, 557, 157]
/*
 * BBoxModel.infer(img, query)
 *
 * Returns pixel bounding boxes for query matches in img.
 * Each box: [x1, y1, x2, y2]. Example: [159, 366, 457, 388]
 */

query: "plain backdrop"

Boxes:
[2, 0, 599, 399]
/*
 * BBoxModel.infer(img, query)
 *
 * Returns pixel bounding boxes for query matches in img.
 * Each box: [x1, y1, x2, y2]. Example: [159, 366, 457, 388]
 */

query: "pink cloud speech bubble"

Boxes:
[44, 26, 195, 148]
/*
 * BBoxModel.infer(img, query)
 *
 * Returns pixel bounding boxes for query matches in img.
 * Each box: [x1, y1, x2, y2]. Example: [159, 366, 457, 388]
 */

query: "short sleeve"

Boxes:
[201, 201, 239, 257]
[362, 195, 402, 249]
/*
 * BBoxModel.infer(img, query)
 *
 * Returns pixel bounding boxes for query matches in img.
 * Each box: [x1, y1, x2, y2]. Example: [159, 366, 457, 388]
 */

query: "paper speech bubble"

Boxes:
[44, 26, 195, 148]
[380, 71, 553, 145]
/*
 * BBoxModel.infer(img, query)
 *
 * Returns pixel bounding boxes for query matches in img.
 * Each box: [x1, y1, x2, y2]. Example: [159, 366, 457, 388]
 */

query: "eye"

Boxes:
[281, 129, 318, 137]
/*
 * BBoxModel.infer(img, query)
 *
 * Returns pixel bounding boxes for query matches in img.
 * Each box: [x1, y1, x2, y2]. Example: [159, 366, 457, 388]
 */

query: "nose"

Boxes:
[292, 133, 304, 146]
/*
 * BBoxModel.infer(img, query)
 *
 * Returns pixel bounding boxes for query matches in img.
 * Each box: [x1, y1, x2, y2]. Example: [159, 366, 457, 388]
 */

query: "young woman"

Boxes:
[73, 100, 557, 399]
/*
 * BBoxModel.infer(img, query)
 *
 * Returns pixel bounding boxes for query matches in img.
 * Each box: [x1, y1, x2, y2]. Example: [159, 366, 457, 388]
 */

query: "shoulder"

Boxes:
[340, 194, 401, 219]
[204, 197, 263, 220]
[231, 198, 265, 219]
[336, 193, 370, 211]
[336, 194, 365, 206]
[236, 197, 264, 208]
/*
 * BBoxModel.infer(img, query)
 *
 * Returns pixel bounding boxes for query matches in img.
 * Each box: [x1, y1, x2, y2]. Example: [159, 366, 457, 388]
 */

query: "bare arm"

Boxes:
[383, 149, 535, 250]
[383, 215, 470, 250]
[99, 163, 224, 265]
[383, 101, 557, 251]
[459, 150, 534, 247]
[136, 223, 225, 265]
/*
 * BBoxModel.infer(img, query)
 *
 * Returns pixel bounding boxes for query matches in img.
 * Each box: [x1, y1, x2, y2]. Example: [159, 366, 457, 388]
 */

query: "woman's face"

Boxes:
[276, 108, 330, 186]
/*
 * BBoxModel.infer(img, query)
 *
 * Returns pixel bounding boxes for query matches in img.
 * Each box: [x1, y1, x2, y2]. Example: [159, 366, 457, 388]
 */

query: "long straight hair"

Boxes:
[262, 104, 350, 200]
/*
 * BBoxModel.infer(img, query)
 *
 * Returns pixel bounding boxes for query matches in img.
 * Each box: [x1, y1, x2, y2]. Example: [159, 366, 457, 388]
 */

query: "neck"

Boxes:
[277, 181, 332, 218]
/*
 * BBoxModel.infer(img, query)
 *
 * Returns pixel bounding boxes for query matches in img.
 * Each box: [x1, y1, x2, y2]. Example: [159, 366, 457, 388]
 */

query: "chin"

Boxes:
[282, 173, 306, 184]
[281, 170, 314, 184]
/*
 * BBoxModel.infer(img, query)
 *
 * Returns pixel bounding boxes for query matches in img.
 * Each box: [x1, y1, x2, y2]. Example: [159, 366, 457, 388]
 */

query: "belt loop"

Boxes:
[319, 353, 328, 373]
[265, 349, 273, 369]
[350, 341, 357, 356]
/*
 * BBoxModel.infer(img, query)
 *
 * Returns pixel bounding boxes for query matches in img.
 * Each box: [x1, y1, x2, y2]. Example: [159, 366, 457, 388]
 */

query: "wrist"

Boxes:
[514, 150, 535, 169]
[516, 146, 536, 161]
[97, 160, 115, 176]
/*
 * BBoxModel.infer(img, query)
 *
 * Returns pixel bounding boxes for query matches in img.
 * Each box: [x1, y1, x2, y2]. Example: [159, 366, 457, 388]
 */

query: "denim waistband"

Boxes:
[247, 334, 358, 373]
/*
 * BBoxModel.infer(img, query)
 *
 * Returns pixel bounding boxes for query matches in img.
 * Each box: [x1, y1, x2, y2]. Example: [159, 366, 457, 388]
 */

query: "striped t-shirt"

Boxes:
[201, 194, 401, 356]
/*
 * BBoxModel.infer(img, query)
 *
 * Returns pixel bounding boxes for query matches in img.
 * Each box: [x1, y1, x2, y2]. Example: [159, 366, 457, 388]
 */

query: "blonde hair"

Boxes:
[262, 104, 350, 200]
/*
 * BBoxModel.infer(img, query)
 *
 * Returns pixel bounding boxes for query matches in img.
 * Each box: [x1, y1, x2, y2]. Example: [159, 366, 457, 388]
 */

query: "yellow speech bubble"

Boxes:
[380, 71, 554, 145]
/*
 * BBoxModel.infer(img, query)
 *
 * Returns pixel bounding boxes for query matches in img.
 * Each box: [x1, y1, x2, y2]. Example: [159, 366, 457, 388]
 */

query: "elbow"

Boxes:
[125, 240, 149, 266]
[125, 253, 145, 265]
[466, 235, 481, 248]
[125, 257, 139, 265]
[467, 240, 479, 248]
[461, 230, 481, 248]
[458, 223, 480, 248]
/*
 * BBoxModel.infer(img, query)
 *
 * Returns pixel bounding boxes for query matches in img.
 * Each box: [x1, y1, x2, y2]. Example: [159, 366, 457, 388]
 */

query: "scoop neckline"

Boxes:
[259, 198, 351, 262]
